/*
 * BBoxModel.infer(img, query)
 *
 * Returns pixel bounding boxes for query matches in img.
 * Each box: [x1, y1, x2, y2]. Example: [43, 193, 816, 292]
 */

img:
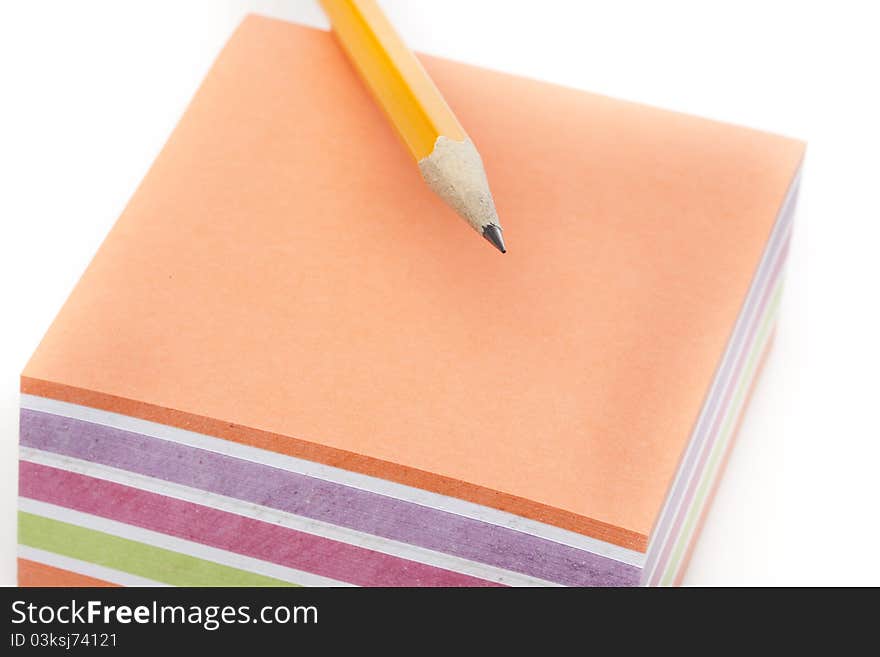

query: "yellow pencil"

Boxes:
[319, 0, 506, 253]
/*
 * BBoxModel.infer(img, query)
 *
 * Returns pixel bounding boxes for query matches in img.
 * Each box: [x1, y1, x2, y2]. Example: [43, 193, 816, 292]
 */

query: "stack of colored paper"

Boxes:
[18, 16, 804, 587]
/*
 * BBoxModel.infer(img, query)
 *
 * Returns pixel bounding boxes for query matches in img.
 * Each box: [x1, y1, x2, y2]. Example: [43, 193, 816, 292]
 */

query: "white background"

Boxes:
[1, 0, 878, 586]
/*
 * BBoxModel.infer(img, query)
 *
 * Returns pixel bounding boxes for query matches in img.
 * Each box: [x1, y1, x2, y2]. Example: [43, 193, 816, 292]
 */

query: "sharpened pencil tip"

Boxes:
[482, 224, 506, 254]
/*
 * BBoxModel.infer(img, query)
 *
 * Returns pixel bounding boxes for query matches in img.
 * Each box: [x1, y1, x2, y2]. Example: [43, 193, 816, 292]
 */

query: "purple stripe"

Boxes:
[645, 223, 793, 585]
[647, 233, 791, 583]
[19, 409, 639, 587]
[646, 226, 791, 582]
[644, 181, 799, 578]
[20, 460, 498, 587]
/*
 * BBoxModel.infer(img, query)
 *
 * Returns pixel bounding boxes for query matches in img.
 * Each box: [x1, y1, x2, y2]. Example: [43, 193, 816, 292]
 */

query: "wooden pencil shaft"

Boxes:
[319, 0, 505, 248]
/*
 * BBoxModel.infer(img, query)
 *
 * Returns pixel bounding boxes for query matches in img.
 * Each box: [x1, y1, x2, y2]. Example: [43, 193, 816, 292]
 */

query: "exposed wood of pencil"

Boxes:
[319, 0, 505, 251]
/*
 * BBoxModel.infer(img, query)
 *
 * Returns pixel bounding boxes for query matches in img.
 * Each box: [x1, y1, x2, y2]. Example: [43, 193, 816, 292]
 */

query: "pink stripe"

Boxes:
[19, 461, 501, 587]
[647, 232, 791, 585]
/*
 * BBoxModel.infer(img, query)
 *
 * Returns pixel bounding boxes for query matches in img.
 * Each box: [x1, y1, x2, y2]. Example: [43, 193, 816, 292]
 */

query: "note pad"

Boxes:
[18, 15, 804, 586]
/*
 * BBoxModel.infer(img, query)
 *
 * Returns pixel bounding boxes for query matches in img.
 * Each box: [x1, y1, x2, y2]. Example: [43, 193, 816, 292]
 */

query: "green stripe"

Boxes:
[19, 512, 297, 587]
[660, 280, 784, 585]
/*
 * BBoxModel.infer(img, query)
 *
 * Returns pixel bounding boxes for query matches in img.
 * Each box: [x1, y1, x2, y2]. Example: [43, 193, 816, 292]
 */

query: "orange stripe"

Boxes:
[18, 558, 118, 588]
[672, 331, 776, 585]
[20, 376, 648, 552]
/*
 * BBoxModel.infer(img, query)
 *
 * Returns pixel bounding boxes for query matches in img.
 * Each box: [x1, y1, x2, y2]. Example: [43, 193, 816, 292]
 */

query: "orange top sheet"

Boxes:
[22, 15, 804, 549]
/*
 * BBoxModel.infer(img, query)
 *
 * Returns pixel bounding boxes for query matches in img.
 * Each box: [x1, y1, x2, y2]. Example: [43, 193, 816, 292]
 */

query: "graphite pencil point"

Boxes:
[482, 224, 506, 254]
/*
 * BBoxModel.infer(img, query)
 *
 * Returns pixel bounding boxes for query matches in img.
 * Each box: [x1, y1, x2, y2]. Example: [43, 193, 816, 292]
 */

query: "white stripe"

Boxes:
[646, 272, 787, 584]
[660, 293, 782, 585]
[19, 393, 645, 568]
[647, 189, 795, 558]
[645, 277, 783, 585]
[643, 173, 800, 581]
[19, 545, 167, 587]
[18, 498, 354, 587]
[20, 447, 561, 587]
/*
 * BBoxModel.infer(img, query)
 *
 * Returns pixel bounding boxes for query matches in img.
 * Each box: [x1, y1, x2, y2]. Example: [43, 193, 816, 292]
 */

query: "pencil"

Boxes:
[319, 0, 506, 253]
